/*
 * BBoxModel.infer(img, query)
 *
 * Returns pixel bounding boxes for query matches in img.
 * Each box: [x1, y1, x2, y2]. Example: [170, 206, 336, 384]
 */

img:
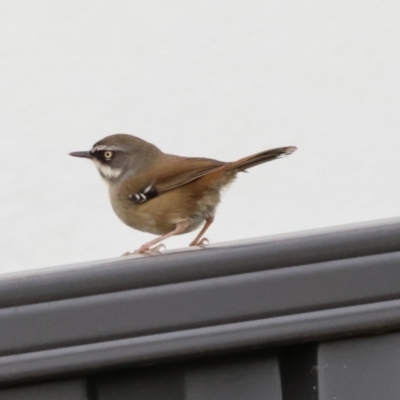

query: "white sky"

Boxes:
[1, 1, 399, 274]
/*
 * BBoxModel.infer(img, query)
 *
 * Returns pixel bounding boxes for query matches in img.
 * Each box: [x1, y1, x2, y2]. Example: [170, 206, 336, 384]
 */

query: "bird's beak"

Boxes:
[69, 151, 92, 159]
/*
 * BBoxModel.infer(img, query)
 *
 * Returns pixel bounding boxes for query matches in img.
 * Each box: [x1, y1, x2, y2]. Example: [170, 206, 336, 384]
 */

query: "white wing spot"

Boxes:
[144, 185, 152, 193]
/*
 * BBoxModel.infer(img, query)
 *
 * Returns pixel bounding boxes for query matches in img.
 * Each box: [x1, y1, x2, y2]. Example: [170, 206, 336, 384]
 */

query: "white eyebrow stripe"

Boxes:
[91, 145, 120, 152]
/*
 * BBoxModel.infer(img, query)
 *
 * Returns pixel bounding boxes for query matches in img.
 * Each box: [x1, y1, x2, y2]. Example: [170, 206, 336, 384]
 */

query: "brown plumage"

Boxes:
[70, 134, 296, 254]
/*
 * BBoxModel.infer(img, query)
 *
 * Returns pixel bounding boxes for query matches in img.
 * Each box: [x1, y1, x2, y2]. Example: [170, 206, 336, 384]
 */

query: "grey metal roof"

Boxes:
[1, 218, 400, 399]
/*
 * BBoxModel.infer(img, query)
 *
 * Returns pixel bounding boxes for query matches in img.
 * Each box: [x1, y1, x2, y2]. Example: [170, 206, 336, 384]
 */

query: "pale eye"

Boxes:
[104, 151, 113, 160]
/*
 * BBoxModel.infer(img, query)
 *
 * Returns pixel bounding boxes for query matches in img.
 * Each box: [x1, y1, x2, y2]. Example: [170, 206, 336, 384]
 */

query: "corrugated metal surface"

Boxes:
[1, 218, 400, 399]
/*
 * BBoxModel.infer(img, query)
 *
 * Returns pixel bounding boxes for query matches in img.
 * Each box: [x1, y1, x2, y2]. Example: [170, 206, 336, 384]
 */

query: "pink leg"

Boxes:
[124, 220, 190, 255]
[190, 216, 214, 246]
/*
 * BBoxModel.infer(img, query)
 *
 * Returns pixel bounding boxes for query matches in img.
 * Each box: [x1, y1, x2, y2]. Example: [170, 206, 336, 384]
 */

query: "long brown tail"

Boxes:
[228, 146, 297, 171]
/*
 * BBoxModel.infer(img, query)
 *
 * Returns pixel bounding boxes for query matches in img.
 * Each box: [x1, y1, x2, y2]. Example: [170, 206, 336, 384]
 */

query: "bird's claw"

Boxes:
[190, 237, 210, 247]
[197, 237, 209, 247]
[122, 243, 167, 256]
[140, 243, 167, 254]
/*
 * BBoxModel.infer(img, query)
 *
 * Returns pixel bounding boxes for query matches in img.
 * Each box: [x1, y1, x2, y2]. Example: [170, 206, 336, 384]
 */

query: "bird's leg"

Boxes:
[190, 216, 214, 247]
[123, 220, 190, 255]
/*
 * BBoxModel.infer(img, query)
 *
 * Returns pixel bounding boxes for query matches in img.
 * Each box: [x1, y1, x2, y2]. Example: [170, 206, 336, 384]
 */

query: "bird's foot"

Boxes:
[197, 237, 210, 247]
[190, 237, 210, 247]
[139, 243, 167, 254]
[122, 243, 167, 256]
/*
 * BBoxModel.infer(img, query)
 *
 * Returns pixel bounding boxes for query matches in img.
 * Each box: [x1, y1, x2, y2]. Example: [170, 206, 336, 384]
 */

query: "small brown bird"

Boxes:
[70, 134, 296, 254]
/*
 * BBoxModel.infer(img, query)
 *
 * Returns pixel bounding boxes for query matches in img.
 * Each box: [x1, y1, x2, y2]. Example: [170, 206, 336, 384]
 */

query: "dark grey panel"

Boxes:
[0, 380, 87, 400]
[0, 218, 399, 308]
[318, 332, 400, 400]
[96, 365, 185, 400]
[95, 353, 281, 400]
[2, 251, 400, 356]
[185, 354, 282, 400]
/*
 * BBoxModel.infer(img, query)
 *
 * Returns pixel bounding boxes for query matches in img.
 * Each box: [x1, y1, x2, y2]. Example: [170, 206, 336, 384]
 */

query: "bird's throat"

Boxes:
[93, 160, 123, 182]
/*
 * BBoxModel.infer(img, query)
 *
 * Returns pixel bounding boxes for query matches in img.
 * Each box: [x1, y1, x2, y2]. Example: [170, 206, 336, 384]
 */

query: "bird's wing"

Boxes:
[123, 156, 226, 204]
[153, 156, 226, 193]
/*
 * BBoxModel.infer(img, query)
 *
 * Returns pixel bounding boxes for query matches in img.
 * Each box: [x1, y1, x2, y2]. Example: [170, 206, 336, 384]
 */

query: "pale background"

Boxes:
[1, 1, 399, 275]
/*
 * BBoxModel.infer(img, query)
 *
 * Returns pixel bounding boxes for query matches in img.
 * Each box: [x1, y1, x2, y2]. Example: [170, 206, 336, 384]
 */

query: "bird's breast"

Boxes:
[109, 184, 221, 236]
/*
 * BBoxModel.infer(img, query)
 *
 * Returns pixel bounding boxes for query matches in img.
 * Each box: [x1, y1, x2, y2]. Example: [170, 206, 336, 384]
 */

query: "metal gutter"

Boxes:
[0, 218, 399, 387]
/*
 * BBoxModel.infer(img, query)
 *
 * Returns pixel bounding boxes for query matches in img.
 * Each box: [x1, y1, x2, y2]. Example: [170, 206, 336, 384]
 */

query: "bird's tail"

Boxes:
[228, 146, 297, 171]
